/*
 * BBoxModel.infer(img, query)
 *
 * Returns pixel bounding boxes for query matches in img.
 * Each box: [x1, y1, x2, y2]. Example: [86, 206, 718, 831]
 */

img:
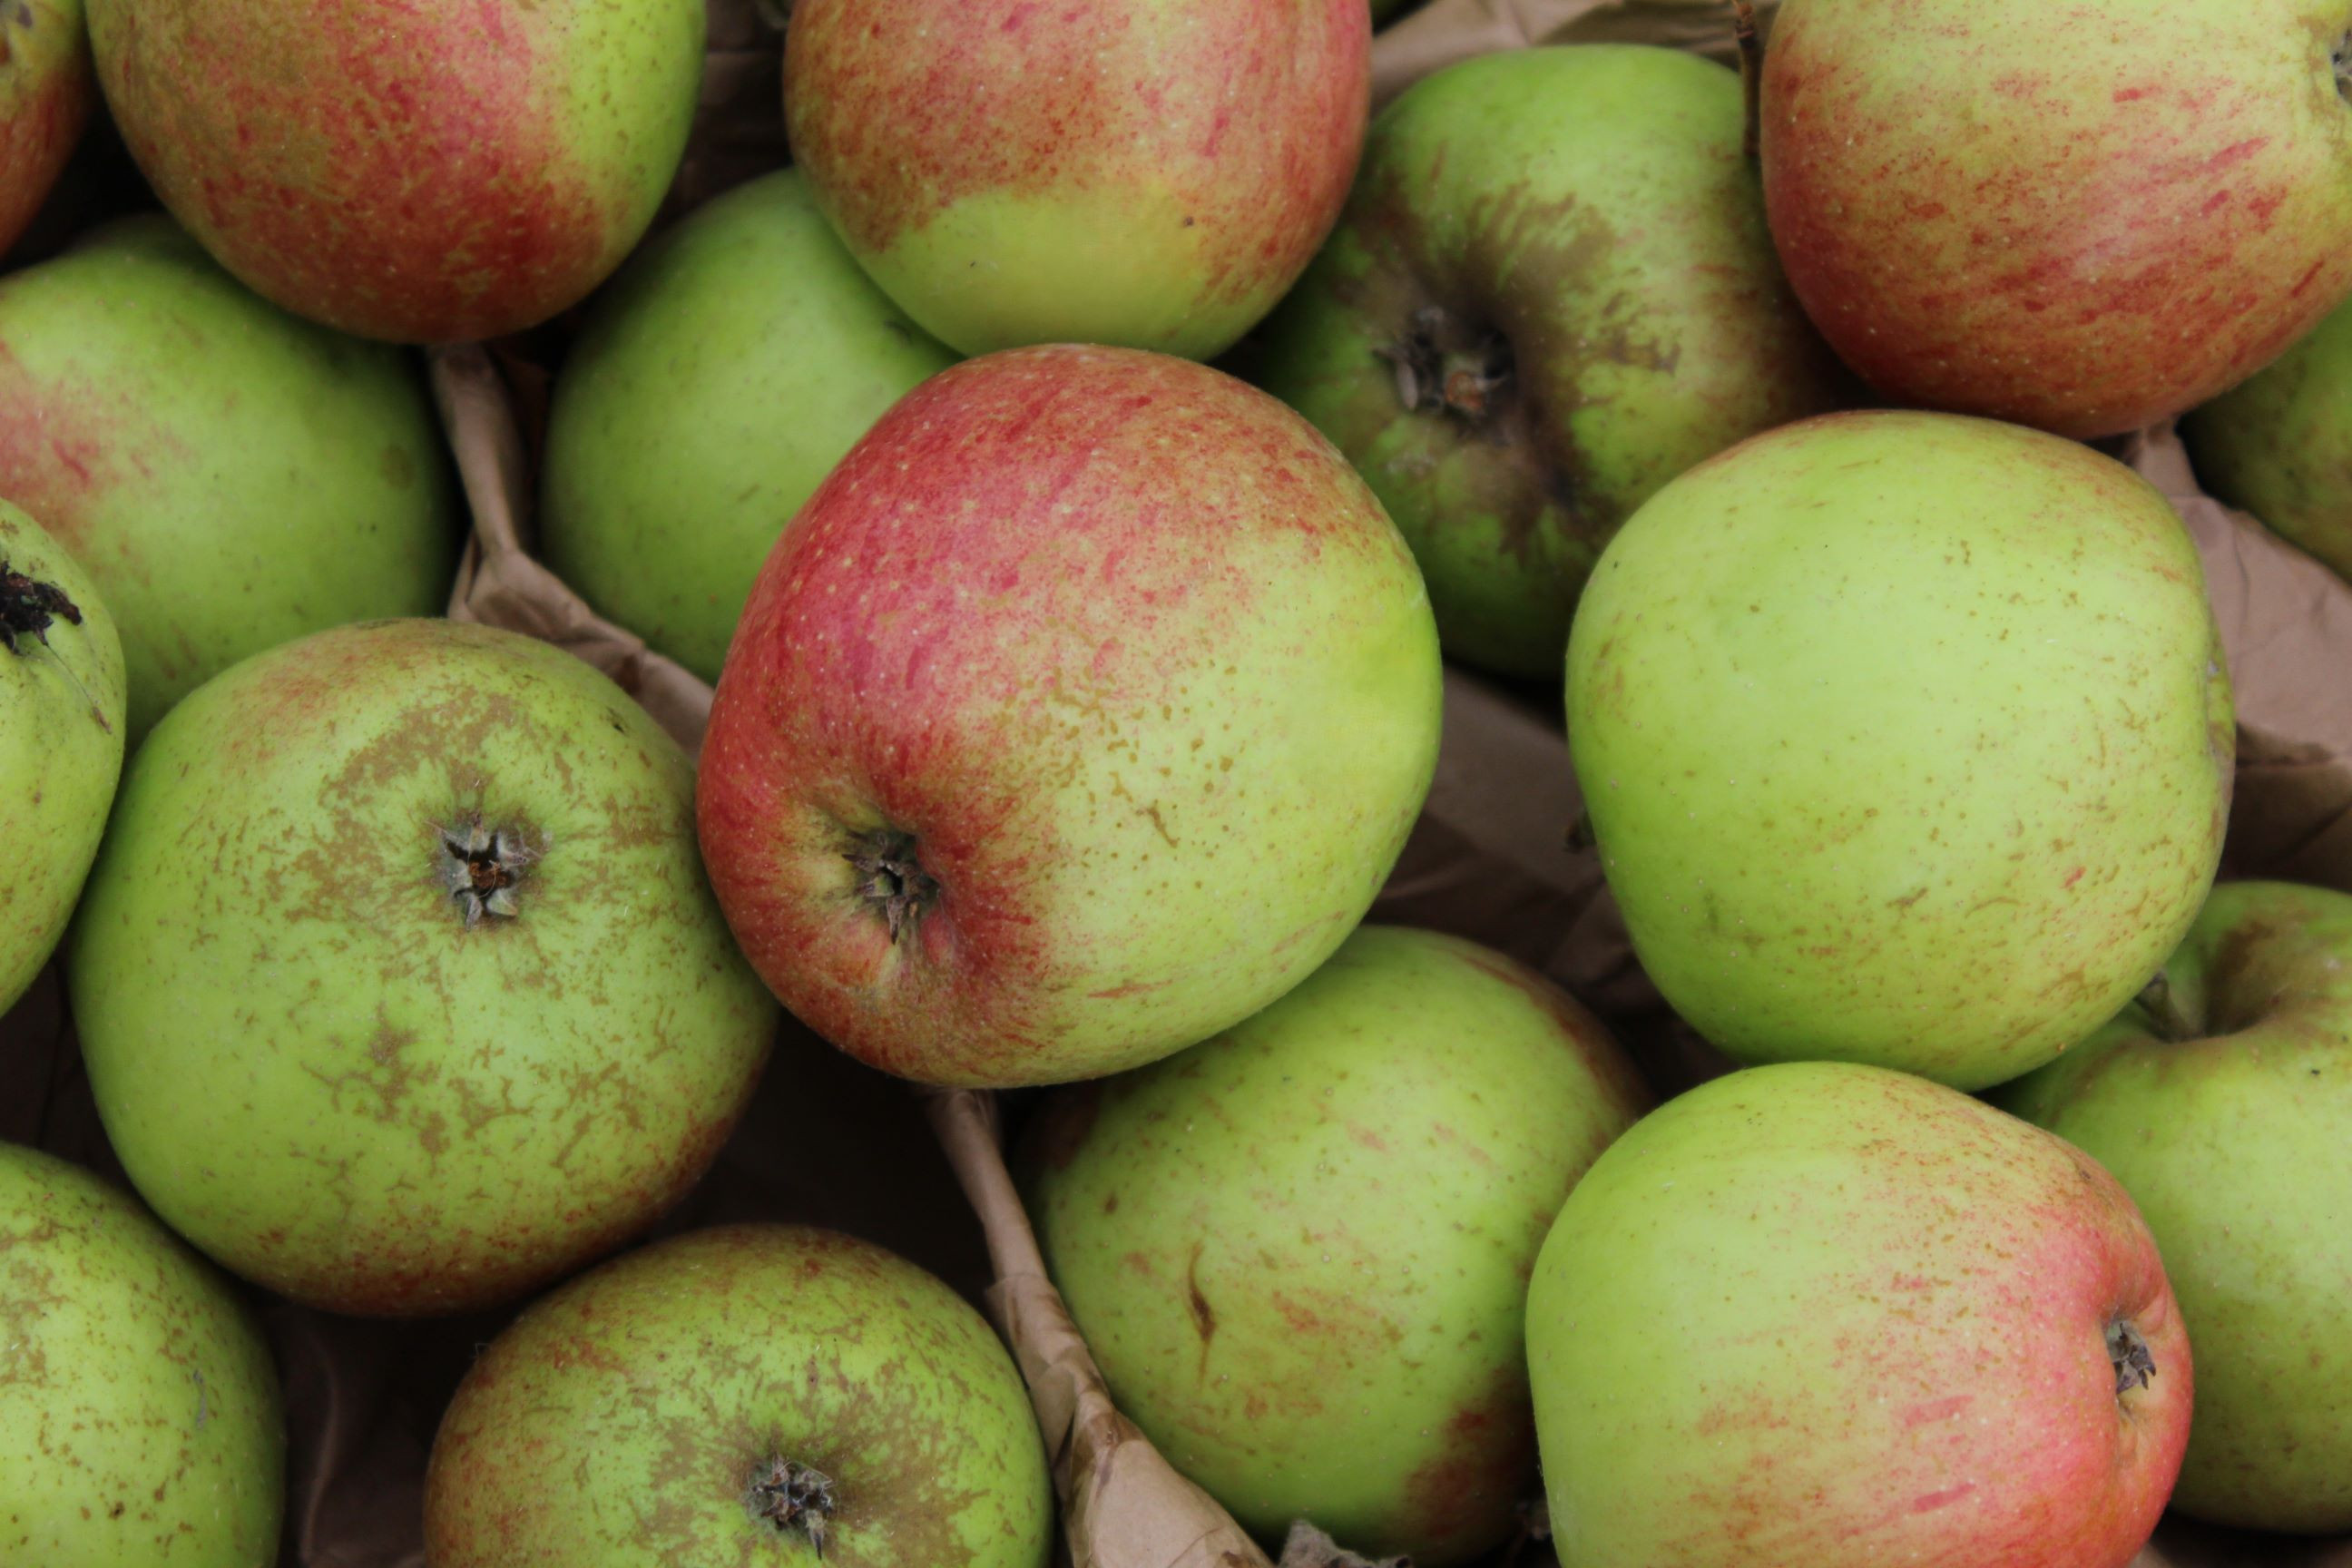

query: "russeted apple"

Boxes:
[784, 0, 1367, 360]
[1, 1141, 284, 1568]
[1567, 411, 2232, 1090]
[1020, 926, 1650, 1564]
[68, 619, 778, 1317]
[1762, 0, 2352, 438]
[2181, 295, 2352, 583]
[540, 170, 958, 686]
[0, 0, 93, 256]
[2000, 881, 2352, 1534]
[1254, 44, 1844, 677]
[425, 1225, 1052, 1568]
[0, 500, 123, 1015]
[87, 0, 703, 342]
[0, 216, 459, 738]
[1528, 1063, 2192, 1568]
[699, 346, 1444, 1088]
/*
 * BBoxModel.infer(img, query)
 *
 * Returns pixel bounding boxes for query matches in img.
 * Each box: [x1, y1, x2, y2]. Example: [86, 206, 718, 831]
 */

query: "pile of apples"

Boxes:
[5, 0, 2352, 1566]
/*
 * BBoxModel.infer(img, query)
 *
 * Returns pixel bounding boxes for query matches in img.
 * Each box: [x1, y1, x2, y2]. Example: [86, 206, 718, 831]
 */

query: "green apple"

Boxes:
[540, 170, 957, 686]
[1019, 925, 1651, 1564]
[1527, 1062, 2192, 1568]
[0, 499, 123, 1014]
[1998, 880, 2352, 1533]
[1255, 45, 1843, 676]
[68, 619, 777, 1317]
[0, 215, 460, 738]
[1, 1141, 283, 1567]
[2180, 295, 2352, 584]
[424, 1224, 1052, 1568]
[1567, 411, 2233, 1090]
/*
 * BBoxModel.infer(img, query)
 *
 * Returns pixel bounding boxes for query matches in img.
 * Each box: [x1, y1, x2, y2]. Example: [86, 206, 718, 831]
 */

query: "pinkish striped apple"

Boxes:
[0, 0, 93, 256]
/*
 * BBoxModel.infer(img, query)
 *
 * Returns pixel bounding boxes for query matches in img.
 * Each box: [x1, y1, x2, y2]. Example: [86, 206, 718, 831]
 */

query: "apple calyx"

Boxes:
[1377, 305, 1514, 426]
[436, 816, 539, 929]
[845, 828, 937, 944]
[0, 561, 83, 657]
[749, 1457, 836, 1558]
[2107, 1318, 2159, 1397]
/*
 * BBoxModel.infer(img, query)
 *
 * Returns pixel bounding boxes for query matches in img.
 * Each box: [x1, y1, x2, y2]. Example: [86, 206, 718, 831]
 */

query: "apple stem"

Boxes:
[1732, 1, 1762, 162]
[750, 1458, 837, 1556]
[2134, 971, 2196, 1043]
[845, 828, 938, 944]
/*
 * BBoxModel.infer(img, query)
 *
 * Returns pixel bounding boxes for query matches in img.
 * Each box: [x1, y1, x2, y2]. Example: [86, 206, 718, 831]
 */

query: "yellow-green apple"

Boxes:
[1254, 45, 1844, 677]
[86, 0, 702, 342]
[0, 216, 459, 738]
[1567, 411, 2232, 1090]
[67, 619, 777, 1317]
[0, 0, 93, 257]
[783, 0, 1367, 360]
[1762, 0, 2352, 439]
[1020, 925, 1650, 1565]
[541, 170, 957, 686]
[1527, 1062, 2192, 1568]
[1, 1141, 284, 1568]
[1998, 881, 2352, 1533]
[424, 1224, 1052, 1568]
[699, 346, 1442, 1088]
[2181, 295, 2352, 583]
[0, 500, 122, 1014]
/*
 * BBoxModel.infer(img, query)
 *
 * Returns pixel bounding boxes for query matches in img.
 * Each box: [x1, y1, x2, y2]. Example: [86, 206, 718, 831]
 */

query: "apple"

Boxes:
[1, 1140, 284, 1567]
[424, 1223, 1052, 1568]
[0, 215, 460, 739]
[699, 345, 1443, 1088]
[1567, 411, 2232, 1091]
[0, 500, 123, 1015]
[1253, 44, 1845, 677]
[67, 618, 778, 1317]
[1527, 1061, 2191, 1568]
[1019, 924, 1651, 1566]
[783, 0, 1367, 360]
[2180, 294, 2352, 583]
[1761, 0, 2352, 439]
[85, 0, 702, 343]
[1997, 880, 2352, 1534]
[0, 0, 93, 258]
[540, 170, 958, 687]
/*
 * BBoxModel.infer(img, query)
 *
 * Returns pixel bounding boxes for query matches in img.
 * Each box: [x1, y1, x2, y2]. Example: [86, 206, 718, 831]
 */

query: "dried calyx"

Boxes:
[1378, 305, 1515, 428]
[846, 828, 936, 944]
[0, 560, 82, 656]
[2107, 1318, 2158, 1397]
[437, 816, 537, 928]
[2337, 31, 2351, 99]
[750, 1458, 837, 1557]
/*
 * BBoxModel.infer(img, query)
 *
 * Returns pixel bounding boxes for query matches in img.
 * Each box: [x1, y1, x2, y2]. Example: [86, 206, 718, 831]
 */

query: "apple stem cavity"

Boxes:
[1377, 306, 1514, 427]
[2134, 971, 2198, 1044]
[749, 1457, 837, 1558]
[436, 815, 538, 929]
[2106, 1318, 2158, 1397]
[845, 828, 938, 944]
[1732, 0, 1762, 161]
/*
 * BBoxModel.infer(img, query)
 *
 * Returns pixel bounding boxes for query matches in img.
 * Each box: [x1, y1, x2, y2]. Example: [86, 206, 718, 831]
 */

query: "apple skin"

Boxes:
[784, 0, 1367, 361]
[699, 345, 1443, 1088]
[1254, 45, 1845, 677]
[2180, 295, 2352, 583]
[1527, 1062, 2192, 1568]
[67, 619, 778, 1318]
[0, 1141, 284, 1568]
[0, 215, 460, 740]
[1761, 0, 2352, 439]
[540, 170, 958, 687]
[0, 500, 124, 1015]
[1019, 925, 1651, 1565]
[86, 0, 702, 343]
[1567, 411, 2233, 1090]
[424, 1224, 1052, 1568]
[0, 0, 93, 258]
[1996, 880, 2352, 1533]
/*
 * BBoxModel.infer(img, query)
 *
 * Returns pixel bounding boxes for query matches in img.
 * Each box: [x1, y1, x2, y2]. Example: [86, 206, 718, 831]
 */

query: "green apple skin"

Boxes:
[0, 1142, 284, 1568]
[0, 215, 460, 739]
[1020, 926, 1651, 1565]
[1567, 411, 2233, 1090]
[1527, 1063, 2192, 1568]
[540, 170, 957, 687]
[2180, 296, 2352, 583]
[0, 0, 93, 256]
[784, 0, 1367, 361]
[1255, 45, 1844, 677]
[1997, 881, 2352, 1533]
[0, 500, 124, 1014]
[424, 1224, 1052, 1568]
[67, 619, 777, 1318]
